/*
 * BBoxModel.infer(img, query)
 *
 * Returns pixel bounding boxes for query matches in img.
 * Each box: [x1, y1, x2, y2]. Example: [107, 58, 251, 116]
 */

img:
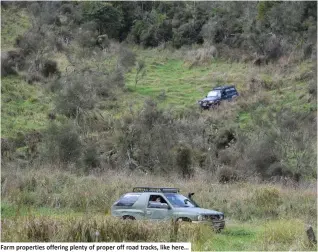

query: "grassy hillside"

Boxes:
[1, 5, 316, 138]
[2, 50, 316, 137]
[1, 4, 317, 250]
[1, 4, 30, 50]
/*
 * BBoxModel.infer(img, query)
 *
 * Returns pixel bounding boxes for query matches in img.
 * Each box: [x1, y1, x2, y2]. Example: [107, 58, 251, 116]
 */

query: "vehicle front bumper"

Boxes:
[192, 220, 225, 230]
[198, 102, 219, 109]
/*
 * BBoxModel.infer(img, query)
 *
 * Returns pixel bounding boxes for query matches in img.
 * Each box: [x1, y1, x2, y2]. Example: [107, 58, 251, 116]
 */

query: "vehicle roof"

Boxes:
[213, 85, 236, 90]
[131, 187, 180, 193]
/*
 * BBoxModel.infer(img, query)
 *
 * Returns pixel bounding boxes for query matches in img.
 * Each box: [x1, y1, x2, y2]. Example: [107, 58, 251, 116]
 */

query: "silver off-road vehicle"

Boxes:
[111, 187, 225, 231]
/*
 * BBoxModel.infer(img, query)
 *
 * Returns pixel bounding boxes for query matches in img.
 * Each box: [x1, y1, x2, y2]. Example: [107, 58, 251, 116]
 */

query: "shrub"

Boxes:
[175, 143, 193, 179]
[41, 60, 60, 77]
[251, 187, 282, 218]
[107, 68, 125, 89]
[55, 73, 97, 118]
[83, 144, 101, 169]
[258, 219, 311, 250]
[216, 166, 239, 183]
[40, 122, 82, 164]
[118, 46, 136, 71]
[247, 137, 279, 177]
[184, 46, 218, 67]
[15, 32, 43, 56]
[96, 34, 110, 50]
[1, 50, 25, 77]
[60, 3, 74, 14]
[215, 128, 236, 150]
[24, 72, 43, 84]
[308, 80, 317, 97]
[1, 53, 18, 77]
[76, 22, 99, 49]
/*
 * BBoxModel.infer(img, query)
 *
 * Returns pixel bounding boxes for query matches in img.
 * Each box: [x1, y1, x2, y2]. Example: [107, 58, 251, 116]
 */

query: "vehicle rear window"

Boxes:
[114, 193, 141, 206]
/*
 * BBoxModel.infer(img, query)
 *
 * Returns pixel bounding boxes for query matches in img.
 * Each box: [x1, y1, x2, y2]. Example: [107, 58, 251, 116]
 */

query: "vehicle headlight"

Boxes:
[209, 101, 213, 104]
[197, 215, 203, 221]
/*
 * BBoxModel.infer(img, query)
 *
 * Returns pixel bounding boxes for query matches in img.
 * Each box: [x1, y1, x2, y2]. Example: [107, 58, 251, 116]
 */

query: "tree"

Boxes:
[135, 60, 146, 90]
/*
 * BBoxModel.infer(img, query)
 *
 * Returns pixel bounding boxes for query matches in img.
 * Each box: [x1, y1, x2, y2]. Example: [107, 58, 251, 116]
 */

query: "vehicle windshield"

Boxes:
[207, 90, 221, 97]
[164, 193, 197, 208]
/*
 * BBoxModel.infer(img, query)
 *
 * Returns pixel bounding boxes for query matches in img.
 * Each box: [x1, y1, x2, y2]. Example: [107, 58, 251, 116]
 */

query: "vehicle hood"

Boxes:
[173, 207, 223, 215]
[200, 97, 219, 102]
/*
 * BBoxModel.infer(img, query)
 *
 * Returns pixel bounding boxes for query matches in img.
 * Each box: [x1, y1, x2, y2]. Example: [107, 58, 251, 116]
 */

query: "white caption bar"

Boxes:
[0, 243, 191, 252]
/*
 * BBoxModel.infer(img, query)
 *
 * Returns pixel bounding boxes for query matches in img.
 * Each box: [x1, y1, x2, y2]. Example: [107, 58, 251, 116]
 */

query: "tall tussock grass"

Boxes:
[257, 219, 317, 251]
[1, 215, 212, 244]
[1, 167, 316, 226]
[2, 216, 316, 251]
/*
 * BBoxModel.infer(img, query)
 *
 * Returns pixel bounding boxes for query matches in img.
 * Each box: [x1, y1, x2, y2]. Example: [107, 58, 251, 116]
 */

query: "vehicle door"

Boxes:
[224, 88, 236, 101]
[145, 194, 172, 220]
[220, 89, 228, 100]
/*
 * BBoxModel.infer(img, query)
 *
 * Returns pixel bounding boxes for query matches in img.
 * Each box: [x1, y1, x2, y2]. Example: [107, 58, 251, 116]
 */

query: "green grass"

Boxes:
[1, 5, 30, 50]
[1, 76, 53, 137]
[1, 43, 315, 137]
[199, 224, 259, 251]
[124, 58, 250, 111]
[1, 201, 79, 219]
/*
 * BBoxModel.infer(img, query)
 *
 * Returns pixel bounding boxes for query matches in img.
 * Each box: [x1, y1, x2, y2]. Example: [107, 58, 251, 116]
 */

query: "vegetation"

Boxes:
[1, 1, 317, 250]
[1, 168, 317, 250]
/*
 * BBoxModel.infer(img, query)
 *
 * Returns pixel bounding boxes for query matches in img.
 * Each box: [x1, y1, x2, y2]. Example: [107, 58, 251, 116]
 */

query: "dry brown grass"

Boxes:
[183, 46, 218, 68]
[1, 165, 316, 225]
[1, 215, 212, 243]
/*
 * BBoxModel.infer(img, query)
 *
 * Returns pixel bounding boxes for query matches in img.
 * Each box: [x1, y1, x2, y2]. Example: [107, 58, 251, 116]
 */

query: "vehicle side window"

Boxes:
[114, 193, 141, 206]
[148, 195, 168, 208]
[225, 88, 237, 96]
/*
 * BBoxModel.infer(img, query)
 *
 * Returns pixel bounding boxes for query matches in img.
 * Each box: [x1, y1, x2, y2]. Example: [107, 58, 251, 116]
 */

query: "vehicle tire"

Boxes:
[213, 227, 222, 233]
[122, 215, 135, 220]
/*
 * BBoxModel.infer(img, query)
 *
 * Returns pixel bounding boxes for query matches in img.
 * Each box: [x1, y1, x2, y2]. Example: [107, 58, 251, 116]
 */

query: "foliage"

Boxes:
[40, 121, 82, 164]
[54, 73, 97, 118]
[82, 2, 122, 39]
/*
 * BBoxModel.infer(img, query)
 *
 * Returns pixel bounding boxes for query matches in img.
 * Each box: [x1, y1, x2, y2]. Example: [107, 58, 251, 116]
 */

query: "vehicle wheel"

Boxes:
[123, 215, 135, 220]
[213, 228, 222, 233]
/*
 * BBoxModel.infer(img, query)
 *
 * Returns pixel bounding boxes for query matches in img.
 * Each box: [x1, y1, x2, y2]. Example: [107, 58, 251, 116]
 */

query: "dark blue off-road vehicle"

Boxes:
[198, 85, 239, 109]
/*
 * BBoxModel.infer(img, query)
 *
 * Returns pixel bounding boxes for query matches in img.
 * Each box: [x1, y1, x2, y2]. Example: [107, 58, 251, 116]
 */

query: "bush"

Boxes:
[308, 80, 317, 97]
[1, 54, 17, 77]
[184, 45, 218, 67]
[41, 60, 60, 77]
[216, 166, 239, 183]
[15, 32, 43, 56]
[24, 72, 43, 84]
[215, 128, 236, 151]
[118, 46, 136, 71]
[83, 144, 101, 170]
[175, 143, 193, 179]
[40, 122, 82, 164]
[244, 135, 279, 178]
[96, 34, 110, 50]
[253, 187, 282, 217]
[76, 22, 99, 49]
[1, 50, 25, 77]
[55, 73, 97, 118]
[60, 3, 74, 14]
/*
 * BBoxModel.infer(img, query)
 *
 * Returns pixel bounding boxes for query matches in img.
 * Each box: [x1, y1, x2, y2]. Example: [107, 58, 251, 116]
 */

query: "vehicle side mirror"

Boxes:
[188, 193, 195, 199]
[162, 203, 171, 209]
